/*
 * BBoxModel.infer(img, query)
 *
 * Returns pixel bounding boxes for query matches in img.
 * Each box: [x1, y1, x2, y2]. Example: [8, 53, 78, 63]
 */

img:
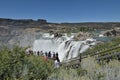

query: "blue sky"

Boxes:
[0, 0, 120, 22]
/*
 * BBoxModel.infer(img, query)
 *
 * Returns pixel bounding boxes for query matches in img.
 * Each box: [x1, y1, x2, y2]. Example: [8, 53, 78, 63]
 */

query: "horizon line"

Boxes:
[0, 17, 120, 23]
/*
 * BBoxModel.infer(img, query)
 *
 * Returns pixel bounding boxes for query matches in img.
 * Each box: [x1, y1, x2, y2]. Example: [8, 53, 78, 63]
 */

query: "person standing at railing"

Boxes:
[54, 57, 60, 68]
[44, 52, 48, 61]
[37, 51, 40, 56]
[48, 51, 51, 58]
[79, 53, 81, 62]
[53, 52, 56, 60]
[54, 52, 60, 68]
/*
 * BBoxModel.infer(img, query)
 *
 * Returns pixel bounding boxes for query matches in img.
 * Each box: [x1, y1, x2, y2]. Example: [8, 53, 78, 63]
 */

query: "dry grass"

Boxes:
[48, 56, 120, 80]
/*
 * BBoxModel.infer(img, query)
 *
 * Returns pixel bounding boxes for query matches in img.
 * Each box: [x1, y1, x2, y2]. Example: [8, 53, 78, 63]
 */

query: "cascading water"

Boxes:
[33, 33, 96, 62]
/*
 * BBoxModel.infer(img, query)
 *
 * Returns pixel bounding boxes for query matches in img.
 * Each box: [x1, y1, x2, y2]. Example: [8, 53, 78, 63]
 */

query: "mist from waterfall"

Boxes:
[33, 33, 96, 61]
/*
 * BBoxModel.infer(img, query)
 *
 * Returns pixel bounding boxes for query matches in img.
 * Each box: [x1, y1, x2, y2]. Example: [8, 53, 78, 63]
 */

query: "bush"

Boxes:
[0, 46, 53, 80]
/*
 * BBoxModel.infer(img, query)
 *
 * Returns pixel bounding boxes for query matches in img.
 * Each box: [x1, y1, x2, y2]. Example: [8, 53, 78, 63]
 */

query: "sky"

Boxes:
[0, 0, 120, 23]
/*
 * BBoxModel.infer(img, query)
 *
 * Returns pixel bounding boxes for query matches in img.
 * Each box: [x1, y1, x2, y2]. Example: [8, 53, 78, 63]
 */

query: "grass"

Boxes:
[48, 56, 120, 80]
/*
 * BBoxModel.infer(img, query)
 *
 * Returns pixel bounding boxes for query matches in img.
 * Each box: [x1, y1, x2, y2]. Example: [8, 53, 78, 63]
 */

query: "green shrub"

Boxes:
[0, 46, 53, 80]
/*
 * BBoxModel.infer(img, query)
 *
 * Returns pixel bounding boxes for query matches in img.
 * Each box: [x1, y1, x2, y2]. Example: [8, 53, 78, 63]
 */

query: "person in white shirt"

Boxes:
[54, 53, 60, 68]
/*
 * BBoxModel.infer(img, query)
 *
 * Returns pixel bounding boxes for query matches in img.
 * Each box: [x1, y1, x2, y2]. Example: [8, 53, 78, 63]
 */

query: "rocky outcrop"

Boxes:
[74, 32, 92, 40]
[37, 19, 47, 24]
[102, 28, 120, 36]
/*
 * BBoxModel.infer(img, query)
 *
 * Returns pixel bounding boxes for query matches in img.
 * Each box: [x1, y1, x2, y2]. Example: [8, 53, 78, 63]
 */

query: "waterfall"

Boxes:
[33, 33, 96, 61]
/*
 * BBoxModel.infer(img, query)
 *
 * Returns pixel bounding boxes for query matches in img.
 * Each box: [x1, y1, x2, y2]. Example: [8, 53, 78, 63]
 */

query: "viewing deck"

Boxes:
[61, 44, 120, 68]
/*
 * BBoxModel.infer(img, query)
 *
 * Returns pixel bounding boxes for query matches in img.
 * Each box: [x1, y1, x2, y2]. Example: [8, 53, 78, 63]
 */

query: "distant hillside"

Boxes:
[0, 18, 120, 29]
[0, 18, 47, 28]
[0, 18, 120, 48]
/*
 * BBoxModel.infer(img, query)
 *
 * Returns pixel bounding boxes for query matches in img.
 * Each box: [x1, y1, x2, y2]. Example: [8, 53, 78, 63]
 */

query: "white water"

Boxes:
[33, 33, 96, 61]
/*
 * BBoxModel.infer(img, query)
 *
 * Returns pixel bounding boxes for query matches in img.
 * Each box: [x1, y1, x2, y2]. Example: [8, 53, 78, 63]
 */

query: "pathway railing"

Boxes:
[61, 45, 120, 68]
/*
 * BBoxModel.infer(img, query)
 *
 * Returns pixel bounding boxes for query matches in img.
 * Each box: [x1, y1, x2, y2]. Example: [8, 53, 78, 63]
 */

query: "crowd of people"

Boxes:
[25, 48, 60, 68]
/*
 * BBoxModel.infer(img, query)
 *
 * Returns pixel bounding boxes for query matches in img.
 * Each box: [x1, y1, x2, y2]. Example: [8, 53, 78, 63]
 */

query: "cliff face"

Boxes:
[0, 18, 47, 26]
[0, 18, 47, 48]
[0, 18, 120, 48]
[0, 27, 34, 48]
